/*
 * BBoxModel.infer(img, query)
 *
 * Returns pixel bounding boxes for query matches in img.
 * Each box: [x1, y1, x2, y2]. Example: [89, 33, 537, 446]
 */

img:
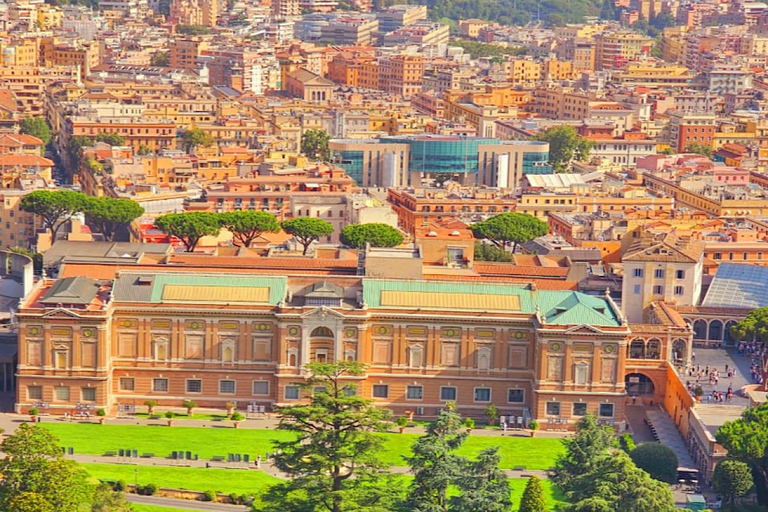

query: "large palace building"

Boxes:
[15, 245, 693, 427]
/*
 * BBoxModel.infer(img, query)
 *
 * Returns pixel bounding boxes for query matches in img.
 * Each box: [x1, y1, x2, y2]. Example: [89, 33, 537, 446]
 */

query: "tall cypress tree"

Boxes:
[518, 476, 547, 512]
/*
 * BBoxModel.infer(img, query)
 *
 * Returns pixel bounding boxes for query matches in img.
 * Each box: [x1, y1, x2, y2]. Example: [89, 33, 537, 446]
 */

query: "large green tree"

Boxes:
[340, 223, 403, 249]
[219, 210, 281, 248]
[552, 415, 618, 491]
[518, 475, 547, 512]
[471, 212, 549, 253]
[730, 307, 768, 344]
[0, 424, 94, 512]
[567, 451, 676, 512]
[712, 459, 753, 506]
[404, 402, 469, 512]
[450, 447, 511, 512]
[255, 361, 397, 512]
[684, 142, 713, 159]
[95, 132, 126, 146]
[181, 128, 215, 153]
[67, 135, 94, 171]
[19, 117, 51, 147]
[629, 443, 678, 484]
[282, 217, 334, 255]
[84, 197, 145, 242]
[91, 483, 134, 512]
[155, 212, 221, 252]
[20, 190, 88, 241]
[716, 403, 768, 504]
[150, 52, 170, 67]
[534, 125, 591, 173]
[301, 129, 331, 161]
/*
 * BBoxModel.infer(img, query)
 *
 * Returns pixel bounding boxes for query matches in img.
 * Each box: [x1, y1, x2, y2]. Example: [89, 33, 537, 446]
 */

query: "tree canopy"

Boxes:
[730, 307, 768, 343]
[471, 212, 549, 253]
[301, 129, 331, 161]
[474, 242, 512, 262]
[629, 443, 678, 484]
[219, 210, 281, 248]
[534, 125, 591, 173]
[84, 196, 145, 242]
[176, 24, 211, 35]
[411, 0, 600, 26]
[155, 212, 221, 252]
[0, 424, 94, 512]
[552, 415, 618, 491]
[450, 40, 526, 59]
[20, 190, 89, 241]
[95, 132, 126, 146]
[255, 361, 397, 512]
[282, 217, 334, 255]
[340, 223, 403, 249]
[712, 459, 753, 506]
[684, 142, 713, 159]
[181, 128, 215, 153]
[150, 52, 170, 67]
[716, 402, 768, 504]
[19, 117, 51, 147]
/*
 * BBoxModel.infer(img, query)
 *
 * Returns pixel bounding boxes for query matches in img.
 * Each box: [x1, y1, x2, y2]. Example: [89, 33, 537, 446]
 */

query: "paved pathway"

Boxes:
[125, 493, 248, 511]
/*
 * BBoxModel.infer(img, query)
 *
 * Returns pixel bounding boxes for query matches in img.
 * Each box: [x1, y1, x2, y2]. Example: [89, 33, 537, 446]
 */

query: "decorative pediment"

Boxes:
[300, 306, 345, 320]
[564, 324, 606, 335]
[42, 308, 83, 319]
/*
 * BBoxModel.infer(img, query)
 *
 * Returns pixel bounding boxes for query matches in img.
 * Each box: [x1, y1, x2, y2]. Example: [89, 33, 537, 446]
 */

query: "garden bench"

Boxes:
[103, 451, 116, 457]
[211, 456, 225, 462]
[512, 466, 527, 471]
[141, 453, 154, 458]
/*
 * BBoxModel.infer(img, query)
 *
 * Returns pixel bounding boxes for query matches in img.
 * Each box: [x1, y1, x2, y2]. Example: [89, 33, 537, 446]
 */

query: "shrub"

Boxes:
[203, 490, 216, 502]
[485, 404, 499, 426]
[630, 443, 679, 483]
[137, 483, 158, 496]
[396, 417, 408, 428]
[96, 408, 106, 417]
[165, 411, 175, 419]
[464, 417, 475, 429]
[229, 492, 239, 504]
[114, 480, 126, 492]
[529, 420, 540, 430]
[231, 411, 244, 422]
[238, 494, 250, 505]
[28, 408, 38, 416]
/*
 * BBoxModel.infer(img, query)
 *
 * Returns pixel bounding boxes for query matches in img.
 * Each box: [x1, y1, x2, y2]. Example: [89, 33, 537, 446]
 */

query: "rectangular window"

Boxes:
[54, 386, 70, 401]
[633, 284, 641, 294]
[372, 384, 389, 398]
[508, 389, 525, 403]
[284, 385, 299, 400]
[406, 385, 423, 400]
[654, 269, 664, 279]
[153, 378, 168, 392]
[573, 402, 588, 416]
[186, 379, 202, 393]
[28, 385, 42, 400]
[82, 387, 96, 402]
[714, 252, 722, 260]
[676, 270, 685, 279]
[440, 386, 457, 401]
[546, 401, 561, 416]
[219, 380, 236, 394]
[599, 403, 615, 417]
[253, 381, 269, 395]
[474, 388, 491, 402]
[633, 268, 643, 278]
[674, 286, 684, 296]
[119, 378, 135, 391]
[653, 285, 663, 295]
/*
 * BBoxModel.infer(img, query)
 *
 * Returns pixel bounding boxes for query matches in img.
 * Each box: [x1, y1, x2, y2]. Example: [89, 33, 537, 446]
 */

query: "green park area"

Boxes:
[43, 423, 564, 470]
[131, 506, 192, 512]
[83, 463, 566, 509]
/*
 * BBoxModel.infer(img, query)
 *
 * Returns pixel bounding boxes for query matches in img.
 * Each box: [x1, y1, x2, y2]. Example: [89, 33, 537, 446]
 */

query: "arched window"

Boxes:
[693, 320, 707, 340]
[477, 347, 491, 371]
[672, 339, 687, 363]
[629, 339, 645, 359]
[646, 339, 661, 359]
[709, 320, 723, 342]
[409, 345, 423, 368]
[724, 320, 738, 345]
[345, 349, 356, 362]
[311, 326, 334, 338]
[155, 342, 167, 361]
[223, 346, 233, 363]
[287, 349, 298, 367]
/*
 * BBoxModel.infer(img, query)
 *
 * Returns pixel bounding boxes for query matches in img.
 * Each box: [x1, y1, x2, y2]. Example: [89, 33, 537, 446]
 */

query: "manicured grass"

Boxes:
[130, 506, 195, 512]
[44, 423, 563, 470]
[134, 412, 231, 421]
[82, 463, 279, 496]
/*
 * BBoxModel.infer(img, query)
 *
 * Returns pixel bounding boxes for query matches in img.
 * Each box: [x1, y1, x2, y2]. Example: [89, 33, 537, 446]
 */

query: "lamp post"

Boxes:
[134, 468, 138, 488]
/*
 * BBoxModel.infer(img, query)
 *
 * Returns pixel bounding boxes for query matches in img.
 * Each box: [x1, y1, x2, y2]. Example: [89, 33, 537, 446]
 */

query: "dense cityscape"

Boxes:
[0, 0, 767, 510]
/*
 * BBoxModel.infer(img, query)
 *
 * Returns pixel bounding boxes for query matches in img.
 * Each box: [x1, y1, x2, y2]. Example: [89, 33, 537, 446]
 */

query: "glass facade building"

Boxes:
[384, 136, 499, 177]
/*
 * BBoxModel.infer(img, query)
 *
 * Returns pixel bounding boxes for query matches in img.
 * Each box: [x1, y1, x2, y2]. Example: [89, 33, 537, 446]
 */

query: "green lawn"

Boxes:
[44, 423, 563, 470]
[83, 463, 279, 496]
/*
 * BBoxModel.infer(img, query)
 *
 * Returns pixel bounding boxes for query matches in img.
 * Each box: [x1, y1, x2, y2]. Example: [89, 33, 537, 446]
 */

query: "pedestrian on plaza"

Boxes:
[256, 455, 261, 469]
[692, 352, 696, 362]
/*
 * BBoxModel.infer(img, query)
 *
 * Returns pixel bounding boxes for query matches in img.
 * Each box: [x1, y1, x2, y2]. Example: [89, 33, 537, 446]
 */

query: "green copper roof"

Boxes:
[362, 279, 620, 327]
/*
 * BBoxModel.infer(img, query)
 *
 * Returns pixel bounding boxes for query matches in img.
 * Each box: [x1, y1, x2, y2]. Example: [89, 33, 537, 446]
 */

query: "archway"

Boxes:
[692, 320, 707, 340]
[625, 373, 655, 396]
[646, 339, 661, 359]
[310, 326, 335, 362]
[672, 339, 687, 363]
[709, 320, 723, 342]
[724, 320, 738, 346]
[629, 339, 645, 359]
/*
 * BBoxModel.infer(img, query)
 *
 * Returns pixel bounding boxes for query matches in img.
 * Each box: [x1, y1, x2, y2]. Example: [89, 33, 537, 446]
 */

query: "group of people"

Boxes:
[741, 342, 768, 385]
[685, 362, 736, 403]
